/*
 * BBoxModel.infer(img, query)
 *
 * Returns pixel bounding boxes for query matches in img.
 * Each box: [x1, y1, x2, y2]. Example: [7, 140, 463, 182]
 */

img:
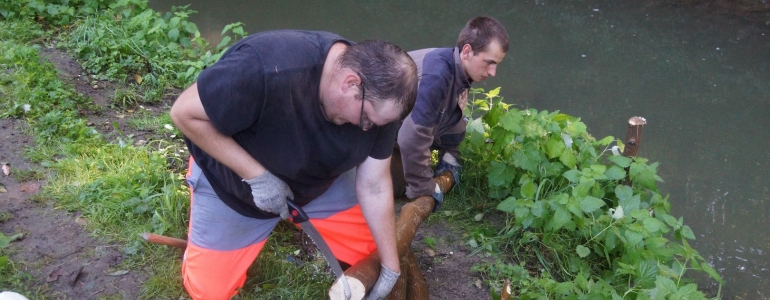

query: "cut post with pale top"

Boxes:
[329, 171, 454, 300]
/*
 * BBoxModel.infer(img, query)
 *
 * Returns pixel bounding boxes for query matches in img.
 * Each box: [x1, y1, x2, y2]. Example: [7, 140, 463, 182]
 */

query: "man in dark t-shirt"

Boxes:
[395, 17, 509, 210]
[170, 30, 417, 300]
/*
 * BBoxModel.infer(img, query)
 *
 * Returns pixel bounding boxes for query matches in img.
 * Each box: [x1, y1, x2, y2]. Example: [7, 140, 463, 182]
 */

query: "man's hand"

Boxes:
[243, 171, 292, 219]
[365, 264, 400, 300]
[435, 152, 461, 186]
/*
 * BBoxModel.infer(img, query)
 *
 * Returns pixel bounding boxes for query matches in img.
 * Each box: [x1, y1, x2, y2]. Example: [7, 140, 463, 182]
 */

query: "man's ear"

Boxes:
[461, 44, 474, 59]
[340, 71, 361, 93]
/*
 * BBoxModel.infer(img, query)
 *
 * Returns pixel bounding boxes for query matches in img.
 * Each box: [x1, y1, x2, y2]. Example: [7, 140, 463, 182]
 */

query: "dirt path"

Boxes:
[0, 120, 149, 299]
[0, 47, 492, 299]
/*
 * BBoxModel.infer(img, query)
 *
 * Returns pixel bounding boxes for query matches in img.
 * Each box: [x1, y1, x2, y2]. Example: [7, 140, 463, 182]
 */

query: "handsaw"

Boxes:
[287, 199, 352, 300]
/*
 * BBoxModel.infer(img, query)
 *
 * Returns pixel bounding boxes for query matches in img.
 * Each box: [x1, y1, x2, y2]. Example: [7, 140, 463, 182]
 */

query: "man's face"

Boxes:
[460, 40, 506, 82]
[356, 96, 402, 131]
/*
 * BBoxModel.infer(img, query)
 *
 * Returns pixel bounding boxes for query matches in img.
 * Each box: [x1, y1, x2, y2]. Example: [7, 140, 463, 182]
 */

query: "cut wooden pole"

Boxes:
[622, 116, 647, 157]
[329, 171, 455, 299]
[405, 251, 428, 300]
[501, 279, 512, 300]
[622, 116, 647, 186]
[141, 232, 187, 249]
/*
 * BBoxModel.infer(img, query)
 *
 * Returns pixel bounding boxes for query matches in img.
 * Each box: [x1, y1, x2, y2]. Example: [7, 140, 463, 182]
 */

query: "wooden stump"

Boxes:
[622, 116, 647, 186]
[329, 171, 455, 299]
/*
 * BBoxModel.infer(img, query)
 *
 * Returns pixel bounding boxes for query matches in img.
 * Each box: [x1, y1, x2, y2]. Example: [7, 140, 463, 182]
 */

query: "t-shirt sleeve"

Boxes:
[196, 44, 266, 136]
[368, 122, 399, 159]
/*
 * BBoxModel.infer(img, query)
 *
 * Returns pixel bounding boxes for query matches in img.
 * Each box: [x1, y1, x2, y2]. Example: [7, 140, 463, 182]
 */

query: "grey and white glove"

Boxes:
[432, 183, 444, 213]
[365, 264, 400, 300]
[243, 170, 292, 219]
[434, 152, 461, 186]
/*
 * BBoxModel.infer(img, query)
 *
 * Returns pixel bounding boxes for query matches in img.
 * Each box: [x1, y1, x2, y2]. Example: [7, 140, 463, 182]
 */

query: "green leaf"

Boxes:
[615, 185, 633, 202]
[679, 225, 696, 240]
[700, 261, 724, 284]
[0, 234, 10, 249]
[625, 230, 643, 247]
[620, 194, 641, 213]
[216, 36, 231, 50]
[513, 145, 542, 173]
[643, 217, 665, 233]
[630, 162, 661, 190]
[655, 275, 678, 293]
[496, 197, 517, 213]
[500, 112, 522, 133]
[604, 229, 617, 251]
[167, 28, 179, 41]
[579, 196, 605, 213]
[488, 186, 510, 199]
[564, 121, 587, 136]
[424, 237, 436, 249]
[636, 260, 658, 288]
[0, 255, 8, 269]
[185, 22, 198, 34]
[486, 87, 501, 98]
[467, 118, 485, 146]
[559, 149, 576, 169]
[551, 207, 571, 231]
[545, 136, 565, 159]
[514, 206, 530, 221]
[521, 181, 536, 199]
[531, 200, 545, 217]
[604, 166, 626, 180]
[597, 136, 615, 146]
[661, 214, 678, 227]
[563, 169, 580, 183]
[608, 155, 632, 168]
[487, 161, 515, 187]
[567, 198, 582, 217]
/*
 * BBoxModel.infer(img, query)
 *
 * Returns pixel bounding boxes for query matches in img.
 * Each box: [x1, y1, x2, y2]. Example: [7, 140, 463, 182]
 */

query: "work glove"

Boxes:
[365, 264, 401, 300]
[432, 183, 444, 213]
[243, 170, 292, 219]
[434, 152, 461, 187]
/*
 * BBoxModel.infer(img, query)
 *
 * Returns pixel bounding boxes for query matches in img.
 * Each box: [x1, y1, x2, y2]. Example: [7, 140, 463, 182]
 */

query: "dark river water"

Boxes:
[148, 0, 770, 297]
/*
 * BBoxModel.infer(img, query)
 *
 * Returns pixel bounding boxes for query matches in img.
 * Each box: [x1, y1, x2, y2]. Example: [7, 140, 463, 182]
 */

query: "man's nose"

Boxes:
[488, 65, 497, 77]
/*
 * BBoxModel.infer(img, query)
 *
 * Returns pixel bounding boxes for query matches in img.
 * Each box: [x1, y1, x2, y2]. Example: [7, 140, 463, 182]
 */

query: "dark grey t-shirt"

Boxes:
[187, 30, 398, 218]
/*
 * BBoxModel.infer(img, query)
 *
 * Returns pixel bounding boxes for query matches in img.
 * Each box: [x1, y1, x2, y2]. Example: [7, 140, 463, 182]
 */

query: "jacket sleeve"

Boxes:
[397, 73, 450, 199]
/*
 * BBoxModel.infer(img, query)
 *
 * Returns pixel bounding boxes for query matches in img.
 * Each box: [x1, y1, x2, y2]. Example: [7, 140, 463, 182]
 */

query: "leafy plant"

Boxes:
[461, 87, 722, 298]
[63, 0, 247, 100]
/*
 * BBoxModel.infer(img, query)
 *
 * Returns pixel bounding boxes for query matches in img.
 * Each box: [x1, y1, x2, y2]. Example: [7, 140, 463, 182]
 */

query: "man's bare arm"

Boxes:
[356, 155, 400, 273]
[170, 83, 265, 180]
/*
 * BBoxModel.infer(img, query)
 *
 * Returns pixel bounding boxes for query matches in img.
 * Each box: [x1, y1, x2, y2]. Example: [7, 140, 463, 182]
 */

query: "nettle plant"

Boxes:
[461, 88, 722, 298]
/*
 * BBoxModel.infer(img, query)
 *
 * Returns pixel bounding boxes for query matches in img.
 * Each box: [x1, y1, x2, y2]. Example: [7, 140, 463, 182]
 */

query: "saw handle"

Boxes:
[286, 199, 309, 223]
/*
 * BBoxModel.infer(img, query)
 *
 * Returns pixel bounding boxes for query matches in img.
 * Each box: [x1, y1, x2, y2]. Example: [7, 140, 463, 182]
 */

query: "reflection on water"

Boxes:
[148, 0, 770, 297]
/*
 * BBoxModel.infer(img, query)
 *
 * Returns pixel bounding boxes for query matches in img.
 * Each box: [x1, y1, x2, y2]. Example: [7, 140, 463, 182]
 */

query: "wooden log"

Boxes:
[622, 116, 647, 157]
[501, 279, 512, 300]
[622, 116, 647, 186]
[405, 251, 428, 300]
[330, 171, 455, 299]
[141, 232, 187, 249]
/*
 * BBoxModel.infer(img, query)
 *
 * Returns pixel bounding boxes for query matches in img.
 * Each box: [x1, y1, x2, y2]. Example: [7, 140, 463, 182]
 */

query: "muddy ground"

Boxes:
[0, 46, 492, 299]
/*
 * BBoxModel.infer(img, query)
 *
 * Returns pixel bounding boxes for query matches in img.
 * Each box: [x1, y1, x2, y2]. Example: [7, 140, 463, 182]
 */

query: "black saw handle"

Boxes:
[286, 199, 309, 223]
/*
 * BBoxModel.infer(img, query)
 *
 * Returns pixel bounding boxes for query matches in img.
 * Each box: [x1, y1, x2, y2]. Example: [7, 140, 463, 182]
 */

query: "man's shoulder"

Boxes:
[408, 47, 453, 61]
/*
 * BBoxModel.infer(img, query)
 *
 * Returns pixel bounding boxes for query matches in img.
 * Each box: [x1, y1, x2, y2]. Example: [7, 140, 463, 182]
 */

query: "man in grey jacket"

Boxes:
[395, 16, 509, 209]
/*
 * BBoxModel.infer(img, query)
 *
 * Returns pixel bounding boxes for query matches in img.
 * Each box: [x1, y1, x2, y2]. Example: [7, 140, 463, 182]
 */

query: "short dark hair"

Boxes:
[456, 16, 509, 53]
[338, 40, 417, 119]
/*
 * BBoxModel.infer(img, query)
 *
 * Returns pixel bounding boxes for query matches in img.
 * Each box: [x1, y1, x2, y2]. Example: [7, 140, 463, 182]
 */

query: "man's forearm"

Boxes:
[356, 156, 400, 272]
[360, 193, 399, 272]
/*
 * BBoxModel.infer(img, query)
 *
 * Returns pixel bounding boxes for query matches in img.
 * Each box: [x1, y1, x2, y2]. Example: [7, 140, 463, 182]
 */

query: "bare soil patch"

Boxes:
[0, 117, 147, 299]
